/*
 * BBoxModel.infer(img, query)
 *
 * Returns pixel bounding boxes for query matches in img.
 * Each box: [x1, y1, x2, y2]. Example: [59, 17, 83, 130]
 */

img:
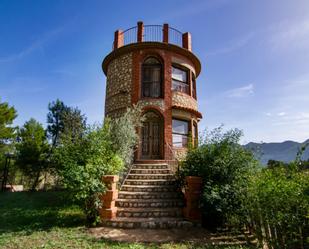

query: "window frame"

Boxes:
[172, 118, 190, 148]
[171, 64, 190, 95]
[141, 57, 163, 98]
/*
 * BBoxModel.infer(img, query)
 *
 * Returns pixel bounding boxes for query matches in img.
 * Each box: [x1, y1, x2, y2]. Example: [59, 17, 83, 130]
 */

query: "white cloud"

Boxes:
[268, 18, 309, 50]
[226, 83, 254, 98]
[207, 32, 255, 56]
[277, 112, 286, 116]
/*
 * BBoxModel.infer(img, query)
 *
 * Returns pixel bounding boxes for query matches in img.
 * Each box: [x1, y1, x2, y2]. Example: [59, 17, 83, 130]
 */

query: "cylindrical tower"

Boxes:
[102, 21, 202, 162]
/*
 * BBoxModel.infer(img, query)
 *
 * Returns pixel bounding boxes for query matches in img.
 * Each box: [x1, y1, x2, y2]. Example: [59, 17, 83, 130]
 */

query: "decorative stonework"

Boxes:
[137, 99, 165, 112]
[173, 148, 188, 161]
[172, 92, 197, 111]
[105, 53, 133, 116]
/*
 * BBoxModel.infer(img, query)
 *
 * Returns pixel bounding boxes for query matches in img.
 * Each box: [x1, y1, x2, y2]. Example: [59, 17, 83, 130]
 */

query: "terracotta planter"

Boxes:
[100, 190, 118, 202]
[100, 175, 119, 221]
[99, 208, 117, 220]
[183, 176, 203, 221]
[102, 175, 119, 191]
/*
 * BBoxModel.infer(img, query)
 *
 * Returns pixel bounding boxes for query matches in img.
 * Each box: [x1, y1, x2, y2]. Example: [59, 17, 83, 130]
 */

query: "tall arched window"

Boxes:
[142, 57, 162, 98]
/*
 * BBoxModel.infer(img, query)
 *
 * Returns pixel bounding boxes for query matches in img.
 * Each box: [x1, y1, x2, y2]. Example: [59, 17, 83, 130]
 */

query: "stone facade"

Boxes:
[103, 24, 202, 161]
[172, 91, 198, 111]
[105, 53, 133, 118]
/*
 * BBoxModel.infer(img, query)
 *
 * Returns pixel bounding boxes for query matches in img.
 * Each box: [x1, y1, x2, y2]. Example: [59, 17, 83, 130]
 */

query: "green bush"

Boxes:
[246, 165, 309, 249]
[180, 127, 259, 229]
[53, 121, 124, 224]
[109, 104, 143, 167]
[52, 106, 141, 224]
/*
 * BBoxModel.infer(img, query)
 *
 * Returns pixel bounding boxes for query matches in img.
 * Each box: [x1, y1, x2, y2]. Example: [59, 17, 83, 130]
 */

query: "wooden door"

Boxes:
[141, 112, 162, 159]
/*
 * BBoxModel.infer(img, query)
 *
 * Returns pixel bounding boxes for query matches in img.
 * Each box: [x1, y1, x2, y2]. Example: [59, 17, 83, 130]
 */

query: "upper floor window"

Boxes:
[192, 73, 197, 99]
[172, 65, 189, 94]
[142, 57, 162, 98]
[193, 121, 198, 147]
[172, 119, 189, 147]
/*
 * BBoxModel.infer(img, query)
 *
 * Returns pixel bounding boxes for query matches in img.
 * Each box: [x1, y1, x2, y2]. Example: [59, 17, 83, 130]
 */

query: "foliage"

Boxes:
[0, 100, 17, 169]
[53, 121, 123, 224]
[47, 99, 68, 147]
[180, 126, 259, 229]
[109, 104, 144, 166]
[267, 159, 286, 169]
[0, 100, 17, 148]
[15, 118, 50, 190]
[0, 192, 255, 249]
[246, 165, 309, 249]
[61, 106, 86, 142]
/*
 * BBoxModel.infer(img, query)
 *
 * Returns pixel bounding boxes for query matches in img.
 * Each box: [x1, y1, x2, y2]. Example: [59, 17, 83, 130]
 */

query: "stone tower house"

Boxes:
[102, 21, 202, 162]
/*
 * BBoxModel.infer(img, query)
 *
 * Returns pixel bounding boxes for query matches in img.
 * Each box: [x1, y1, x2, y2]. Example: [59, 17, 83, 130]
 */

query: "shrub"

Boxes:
[53, 121, 124, 224]
[109, 104, 143, 167]
[53, 106, 141, 224]
[180, 126, 259, 229]
[246, 164, 309, 249]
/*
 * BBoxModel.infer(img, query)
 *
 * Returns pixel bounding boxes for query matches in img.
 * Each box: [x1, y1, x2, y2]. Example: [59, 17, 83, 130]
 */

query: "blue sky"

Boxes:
[1, 0, 309, 143]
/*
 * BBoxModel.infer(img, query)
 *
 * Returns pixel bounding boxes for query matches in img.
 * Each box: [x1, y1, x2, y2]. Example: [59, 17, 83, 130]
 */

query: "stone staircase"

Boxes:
[103, 162, 193, 229]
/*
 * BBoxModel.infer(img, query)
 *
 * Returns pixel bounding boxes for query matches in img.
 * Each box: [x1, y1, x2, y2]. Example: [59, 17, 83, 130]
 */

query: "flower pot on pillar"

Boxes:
[100, 175, 119, 220]
[183, 176, 202, 221]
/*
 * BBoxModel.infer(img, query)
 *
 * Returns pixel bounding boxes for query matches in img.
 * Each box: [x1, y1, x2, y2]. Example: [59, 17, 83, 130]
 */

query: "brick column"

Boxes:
[100, 175, 119, 220]
[182, 32, 192, 51]
[183, 176, 202, 221]
[137, 21, 144, 42]
[163, 23, 169, 43]
[113, 30, 123, 50]
[164, 54, 173, 160]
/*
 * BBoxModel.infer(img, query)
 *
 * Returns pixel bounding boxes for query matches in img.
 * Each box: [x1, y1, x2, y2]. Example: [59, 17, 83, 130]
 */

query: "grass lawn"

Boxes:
[0, 191, 255, 249]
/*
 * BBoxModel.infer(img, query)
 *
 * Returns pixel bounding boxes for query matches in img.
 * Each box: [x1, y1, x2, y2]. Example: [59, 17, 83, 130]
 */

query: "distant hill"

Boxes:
[244, 139, 309, 165]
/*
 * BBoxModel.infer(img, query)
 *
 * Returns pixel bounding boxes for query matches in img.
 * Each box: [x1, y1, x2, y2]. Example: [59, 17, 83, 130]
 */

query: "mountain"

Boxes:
[244, 139, 309, 165]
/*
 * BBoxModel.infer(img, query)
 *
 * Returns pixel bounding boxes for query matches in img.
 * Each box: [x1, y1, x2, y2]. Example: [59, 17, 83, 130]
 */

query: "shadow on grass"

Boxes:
[0, 191, 85, 234]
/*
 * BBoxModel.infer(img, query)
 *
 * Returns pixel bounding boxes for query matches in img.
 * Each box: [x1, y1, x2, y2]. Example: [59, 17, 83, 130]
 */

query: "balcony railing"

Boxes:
[172, 80, 190, 94]
[113, 22, 192, 51]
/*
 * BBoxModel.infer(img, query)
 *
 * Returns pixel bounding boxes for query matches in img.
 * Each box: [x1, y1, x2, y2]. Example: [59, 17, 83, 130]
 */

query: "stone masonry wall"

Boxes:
[172, 91, 197, 111]
[105, 53, 133, 117]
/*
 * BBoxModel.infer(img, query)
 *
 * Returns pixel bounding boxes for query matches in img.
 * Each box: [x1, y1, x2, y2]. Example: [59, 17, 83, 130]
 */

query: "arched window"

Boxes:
[142, 57, 162, 98]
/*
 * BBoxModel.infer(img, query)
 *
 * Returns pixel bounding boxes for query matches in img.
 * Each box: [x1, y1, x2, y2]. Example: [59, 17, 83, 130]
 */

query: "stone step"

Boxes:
[124, 179, 176, 186]
[118, 191, 182, 199]
[116, 198, 184, 208]
[133, 164, 169, 170]
[102, 217, 193, 229]
[130, 168, 171, 174]
[127, 174, 174, 180]
[121, 185, 178, 192]
[117, 207, 183, 218]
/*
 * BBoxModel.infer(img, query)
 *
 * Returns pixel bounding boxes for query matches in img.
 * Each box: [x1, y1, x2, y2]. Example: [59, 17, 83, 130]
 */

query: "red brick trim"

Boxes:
[172, 105, 203, 119]
[102, 42, 201, 77]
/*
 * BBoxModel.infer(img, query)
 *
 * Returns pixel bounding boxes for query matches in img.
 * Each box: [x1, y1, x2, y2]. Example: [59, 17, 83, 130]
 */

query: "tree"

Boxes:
[47, 99, 68, 147]
[47, 99, 86, 147]
[0, 100, 17, 150]
[61, 107, 86, 142]
[16, 118, 49, 190]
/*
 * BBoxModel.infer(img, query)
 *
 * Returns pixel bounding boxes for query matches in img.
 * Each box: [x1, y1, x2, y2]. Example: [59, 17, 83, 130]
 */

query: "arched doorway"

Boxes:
[140, 110, 163, 159]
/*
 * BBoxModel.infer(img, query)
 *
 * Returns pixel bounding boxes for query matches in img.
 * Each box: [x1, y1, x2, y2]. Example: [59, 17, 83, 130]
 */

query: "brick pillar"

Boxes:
[99, 175, 119, 220]
[163, 23, 169, 43]
[137, 21, 144, 42]
[182, 32, 192, 51]
[164, 55, 173, 160]
[113, 30, 123, 50]
[183, 176, 202, 221]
